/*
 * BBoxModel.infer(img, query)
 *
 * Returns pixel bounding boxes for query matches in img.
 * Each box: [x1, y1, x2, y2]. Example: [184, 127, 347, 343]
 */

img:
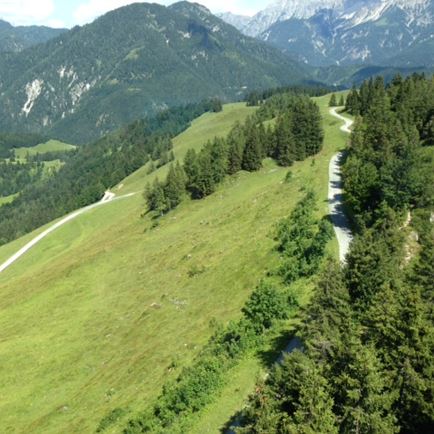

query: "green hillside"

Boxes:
[0, 19, 66, 53]
[0, 96, 347, 434]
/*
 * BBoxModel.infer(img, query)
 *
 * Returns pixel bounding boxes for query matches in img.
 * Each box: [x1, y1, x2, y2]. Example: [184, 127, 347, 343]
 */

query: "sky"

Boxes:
[0, 0, 270, 28]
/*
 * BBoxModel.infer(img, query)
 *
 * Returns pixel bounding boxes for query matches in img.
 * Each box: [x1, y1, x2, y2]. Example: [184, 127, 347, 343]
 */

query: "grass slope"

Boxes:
[13, 139, 76, 159]
[0, 96, 348, 434]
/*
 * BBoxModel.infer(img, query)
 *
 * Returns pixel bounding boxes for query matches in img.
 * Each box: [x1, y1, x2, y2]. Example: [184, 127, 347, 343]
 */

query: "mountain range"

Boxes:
[0, 19, 66, 52]
[0, 2, 307, 144]
[220, 0, 434, 67]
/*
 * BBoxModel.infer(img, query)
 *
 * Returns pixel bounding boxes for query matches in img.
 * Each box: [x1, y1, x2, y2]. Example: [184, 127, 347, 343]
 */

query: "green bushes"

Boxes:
[242, 281, 293, 332]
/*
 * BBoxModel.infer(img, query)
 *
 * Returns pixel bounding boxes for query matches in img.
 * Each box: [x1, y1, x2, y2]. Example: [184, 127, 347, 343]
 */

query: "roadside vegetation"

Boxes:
[236, 74, 433, 434]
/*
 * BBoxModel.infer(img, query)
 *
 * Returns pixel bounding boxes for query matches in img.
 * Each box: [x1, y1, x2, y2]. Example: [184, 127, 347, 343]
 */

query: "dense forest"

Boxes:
[236, 75, 434, 433]
[0, 99, 221, 245]
[145, 92, 324, 214]
[0, 160, 44, 197]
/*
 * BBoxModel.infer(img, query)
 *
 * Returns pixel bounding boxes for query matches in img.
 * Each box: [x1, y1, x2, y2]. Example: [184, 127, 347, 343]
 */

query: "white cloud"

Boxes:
[0, 0, 55, 25]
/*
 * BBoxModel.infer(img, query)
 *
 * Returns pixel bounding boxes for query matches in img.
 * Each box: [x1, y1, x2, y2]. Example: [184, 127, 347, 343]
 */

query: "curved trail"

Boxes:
[328, 107, 354, 263]
[0, 191, 135, 274]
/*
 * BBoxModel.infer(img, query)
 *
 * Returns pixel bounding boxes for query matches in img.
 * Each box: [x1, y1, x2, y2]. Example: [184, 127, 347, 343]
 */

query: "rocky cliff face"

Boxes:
[221, 0, 434, 67]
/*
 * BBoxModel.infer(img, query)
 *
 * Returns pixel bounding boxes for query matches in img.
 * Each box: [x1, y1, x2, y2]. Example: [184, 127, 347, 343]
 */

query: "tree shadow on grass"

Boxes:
[256, 329, 300, 369]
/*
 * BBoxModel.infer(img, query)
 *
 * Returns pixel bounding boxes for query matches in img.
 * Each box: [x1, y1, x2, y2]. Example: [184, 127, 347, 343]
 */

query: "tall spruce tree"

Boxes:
[274, 113, 295, 167]
[242, 121, 263, 171]
[227, 123, 245, 174]
[329, 93, 337, 107]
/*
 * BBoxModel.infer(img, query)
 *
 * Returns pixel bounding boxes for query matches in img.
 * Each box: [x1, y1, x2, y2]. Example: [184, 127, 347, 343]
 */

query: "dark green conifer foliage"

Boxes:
[226, 123, 245, 174]
[242, 120, 263, 171]
[339, 94, 345, 106]
[145, 178, 167, 215]
[334, 339, 399, 434]
[207, 137, 228, 184]
[329, 93, 337, 107]
[164, 163, 186, 210]
[292, 100, 324, 159]
[274, 113, 295, 166]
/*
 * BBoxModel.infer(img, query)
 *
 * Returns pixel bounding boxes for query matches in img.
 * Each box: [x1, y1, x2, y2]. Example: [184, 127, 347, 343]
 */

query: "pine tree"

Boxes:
[339, 94, 345, 106]
[191, 151, 216, 198]
[274, 113, 295, 167]
[163, 163, 186, 210]
[227, 123, 245, 174]
[145, 178, 167, 215]
[334, 338, 398, 434]
[292, 100, 324, 159]
[183, 149, 199, 194]
[329, 93, 337, 107]
[242, 122, 263, 171]
[207, 137, 228, 184]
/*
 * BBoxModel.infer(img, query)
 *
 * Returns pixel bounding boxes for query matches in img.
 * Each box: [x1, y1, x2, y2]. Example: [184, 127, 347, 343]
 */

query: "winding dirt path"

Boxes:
[328, 107, 354, 263]
[0, 192, 135, 274]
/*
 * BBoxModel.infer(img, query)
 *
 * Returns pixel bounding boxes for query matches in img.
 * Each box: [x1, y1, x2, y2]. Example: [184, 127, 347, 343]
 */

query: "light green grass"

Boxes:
[0, 98, 349, 434]
[13, 139, 76, 159]
[0, 193, 17, 207]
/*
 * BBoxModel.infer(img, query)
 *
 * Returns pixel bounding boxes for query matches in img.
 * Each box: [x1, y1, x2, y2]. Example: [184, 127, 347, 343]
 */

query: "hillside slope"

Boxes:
[0, 95, 344, 433]
[0, 19, 66, 52]
[0, 1, 308, 144]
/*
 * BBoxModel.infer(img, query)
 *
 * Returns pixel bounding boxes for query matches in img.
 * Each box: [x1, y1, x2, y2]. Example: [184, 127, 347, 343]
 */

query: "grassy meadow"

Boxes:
[13, 139, 76, 159]
[0, 96, 350, 433]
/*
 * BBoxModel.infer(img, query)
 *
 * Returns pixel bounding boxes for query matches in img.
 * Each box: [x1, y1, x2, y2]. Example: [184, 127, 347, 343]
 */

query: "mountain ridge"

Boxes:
[220, 0, 434, 67]
[0, 19, 66, 52]
[0, 1, 309, 144]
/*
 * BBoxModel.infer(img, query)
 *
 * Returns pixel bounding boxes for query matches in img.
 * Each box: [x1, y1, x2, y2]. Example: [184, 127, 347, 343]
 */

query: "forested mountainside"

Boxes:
[0, 99, 223, 245]
[236, 74, 434, 434]
[0, 19, 66, 52]
[0, 1, 308, 144]
[220, 0, 434, 68]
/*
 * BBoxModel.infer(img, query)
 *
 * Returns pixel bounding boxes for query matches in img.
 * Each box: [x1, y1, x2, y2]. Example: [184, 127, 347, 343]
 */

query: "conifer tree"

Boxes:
[339, 94, 345, 106]
[145, 178, 167, 215]
[227, 123, 245, 174]
[274, 113, 295, 166]
[207, 137, 228, 184]
[242, 122, 263, 171]
[329, 93, 337, 107]
[163, 163, 187, 210]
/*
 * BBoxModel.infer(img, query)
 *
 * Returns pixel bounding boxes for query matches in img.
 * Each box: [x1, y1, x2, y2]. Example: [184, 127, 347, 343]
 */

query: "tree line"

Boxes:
[145, 92, 324, 215]
[0, 160, 44, 197]
[0, 99, 221, 245]
[237, 75, 434, 434]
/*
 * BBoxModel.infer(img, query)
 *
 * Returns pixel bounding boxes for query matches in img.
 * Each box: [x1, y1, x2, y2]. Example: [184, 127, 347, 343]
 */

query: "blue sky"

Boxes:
[0, 0, 270, 28]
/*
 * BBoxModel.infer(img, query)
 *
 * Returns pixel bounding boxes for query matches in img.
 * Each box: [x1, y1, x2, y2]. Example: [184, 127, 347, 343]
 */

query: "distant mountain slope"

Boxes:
[0, 19, 66, 52]
[0, 1, 309, 144]
[220, 0, 434, 68]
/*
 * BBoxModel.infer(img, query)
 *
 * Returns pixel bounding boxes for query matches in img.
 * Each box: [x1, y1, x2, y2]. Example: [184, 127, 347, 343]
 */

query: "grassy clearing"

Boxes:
[13, 139, 76, 159]
[0, 193, 17, 207]
[0, 97, 349, 434]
